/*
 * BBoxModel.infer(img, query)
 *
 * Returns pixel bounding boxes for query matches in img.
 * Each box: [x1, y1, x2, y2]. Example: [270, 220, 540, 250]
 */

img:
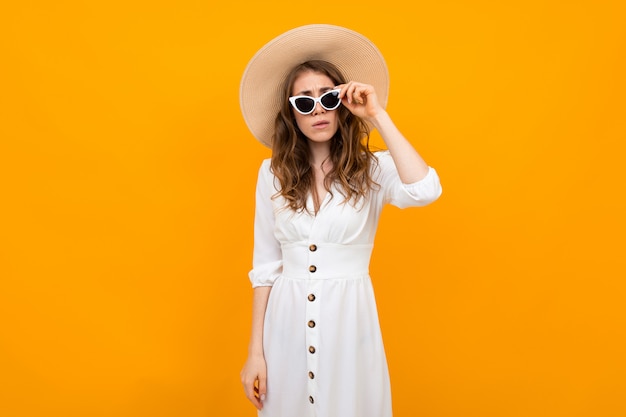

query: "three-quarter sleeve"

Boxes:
[375, 150, 443, 208]
[248, 159, 283, 288]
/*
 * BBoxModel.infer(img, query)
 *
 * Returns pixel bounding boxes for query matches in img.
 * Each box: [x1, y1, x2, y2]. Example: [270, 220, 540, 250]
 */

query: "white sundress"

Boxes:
[249, 151, 442, 417]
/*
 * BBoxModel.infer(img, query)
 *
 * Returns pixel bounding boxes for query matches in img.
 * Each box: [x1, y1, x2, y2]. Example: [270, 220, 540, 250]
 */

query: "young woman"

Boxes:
[239, 24, 442, 417]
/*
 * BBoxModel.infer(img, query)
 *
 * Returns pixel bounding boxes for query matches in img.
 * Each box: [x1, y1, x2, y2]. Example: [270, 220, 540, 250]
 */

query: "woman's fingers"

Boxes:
[339, 82, 369, 104]
[248, 379, 263, 409]
[258, 373, 267, 401]
[336, 82, 374, 106]
[240, 355, 267, 410]
[335, 81, 381, 119]
[352, 87, 363, 104]
[241, 373, 264, 410]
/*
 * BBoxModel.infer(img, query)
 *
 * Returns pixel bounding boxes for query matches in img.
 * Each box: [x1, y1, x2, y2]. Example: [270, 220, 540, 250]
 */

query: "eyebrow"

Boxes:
[294, 86, 334, 96]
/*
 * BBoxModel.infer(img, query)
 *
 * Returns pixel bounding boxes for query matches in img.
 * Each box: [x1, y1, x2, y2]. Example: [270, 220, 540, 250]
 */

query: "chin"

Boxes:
[306, 137, 333, 144]
[306, 131, 336, 142]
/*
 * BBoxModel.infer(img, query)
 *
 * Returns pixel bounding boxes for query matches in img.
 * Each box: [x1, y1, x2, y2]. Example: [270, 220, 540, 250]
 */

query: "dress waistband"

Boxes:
[281, 243, 372, 280]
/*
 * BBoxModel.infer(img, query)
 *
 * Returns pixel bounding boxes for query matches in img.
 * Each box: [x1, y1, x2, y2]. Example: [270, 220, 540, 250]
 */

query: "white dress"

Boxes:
[249, 151, 442, 417]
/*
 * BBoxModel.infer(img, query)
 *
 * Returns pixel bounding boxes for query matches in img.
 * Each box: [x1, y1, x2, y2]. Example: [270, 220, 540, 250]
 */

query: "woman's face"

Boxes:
[291, 71, 339, 145]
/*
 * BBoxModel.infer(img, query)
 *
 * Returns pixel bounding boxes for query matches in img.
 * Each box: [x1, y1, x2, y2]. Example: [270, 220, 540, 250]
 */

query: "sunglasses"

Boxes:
[289, 89, 342, 115]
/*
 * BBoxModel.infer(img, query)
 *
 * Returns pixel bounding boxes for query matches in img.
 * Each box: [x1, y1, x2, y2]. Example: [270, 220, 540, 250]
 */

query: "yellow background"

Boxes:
[1, 1, 625, 416]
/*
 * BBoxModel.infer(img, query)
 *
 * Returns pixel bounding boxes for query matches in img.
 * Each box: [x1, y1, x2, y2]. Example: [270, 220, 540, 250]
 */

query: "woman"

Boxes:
[239, 24, 442, 417]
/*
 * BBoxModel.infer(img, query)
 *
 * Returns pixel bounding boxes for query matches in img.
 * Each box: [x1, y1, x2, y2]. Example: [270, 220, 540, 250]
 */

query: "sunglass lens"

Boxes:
[321, 91, 340, 109]
[294, 98, 315, 114]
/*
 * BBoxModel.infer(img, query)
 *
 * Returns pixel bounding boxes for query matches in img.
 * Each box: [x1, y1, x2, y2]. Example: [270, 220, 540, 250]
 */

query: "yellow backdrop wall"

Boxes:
[1, 1, 625, 416]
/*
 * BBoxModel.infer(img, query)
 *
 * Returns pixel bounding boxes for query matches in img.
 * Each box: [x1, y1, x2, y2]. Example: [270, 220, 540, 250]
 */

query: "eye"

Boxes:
[294, 97, 315, 113]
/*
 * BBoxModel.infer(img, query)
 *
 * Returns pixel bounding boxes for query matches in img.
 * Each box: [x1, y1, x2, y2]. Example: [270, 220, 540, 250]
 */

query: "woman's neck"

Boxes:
[308, 140, 331, 168]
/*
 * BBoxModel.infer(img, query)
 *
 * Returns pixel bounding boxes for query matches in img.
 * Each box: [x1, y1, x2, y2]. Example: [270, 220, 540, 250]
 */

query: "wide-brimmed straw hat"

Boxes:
[239, 24, 389, 147]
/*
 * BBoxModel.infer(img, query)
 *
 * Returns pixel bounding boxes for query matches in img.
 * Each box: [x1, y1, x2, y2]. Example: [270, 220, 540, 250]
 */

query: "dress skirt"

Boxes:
[260, 243, 391, 417]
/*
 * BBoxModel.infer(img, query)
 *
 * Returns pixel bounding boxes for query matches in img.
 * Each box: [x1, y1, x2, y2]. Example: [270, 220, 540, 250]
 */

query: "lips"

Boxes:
[312, 120, 329, 128]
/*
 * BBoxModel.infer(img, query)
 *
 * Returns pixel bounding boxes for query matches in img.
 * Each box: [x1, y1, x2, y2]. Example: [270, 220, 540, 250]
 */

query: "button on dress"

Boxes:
[249, 151, 442, 417]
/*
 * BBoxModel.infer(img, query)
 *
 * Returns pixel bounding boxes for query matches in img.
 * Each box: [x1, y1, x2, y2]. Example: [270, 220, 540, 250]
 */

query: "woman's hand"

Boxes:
[336, 81, 384, 122]
[240, 353, 267, 410]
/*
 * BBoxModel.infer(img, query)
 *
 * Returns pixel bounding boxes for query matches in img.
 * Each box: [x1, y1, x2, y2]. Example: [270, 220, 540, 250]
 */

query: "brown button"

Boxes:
[309, 244, 317, 252]
[309, 396, 314, 404]
[308, 320, 316, 328]
[309, 265, 317, 273]
[307, 293, 316, 302]
[308, 371, 315, 379]
[308, 346, 316, 354]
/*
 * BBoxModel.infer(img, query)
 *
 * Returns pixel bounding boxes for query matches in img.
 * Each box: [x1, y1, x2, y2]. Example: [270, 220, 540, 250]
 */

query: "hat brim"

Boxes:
[240, 24, 389, 147]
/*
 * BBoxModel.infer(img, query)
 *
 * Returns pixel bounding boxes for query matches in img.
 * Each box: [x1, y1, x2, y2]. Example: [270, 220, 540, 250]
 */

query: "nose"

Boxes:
[312, 100, 325, 115]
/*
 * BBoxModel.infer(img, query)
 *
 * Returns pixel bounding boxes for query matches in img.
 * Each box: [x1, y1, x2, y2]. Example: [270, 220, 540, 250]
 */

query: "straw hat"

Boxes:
[239, 24, 389, 147]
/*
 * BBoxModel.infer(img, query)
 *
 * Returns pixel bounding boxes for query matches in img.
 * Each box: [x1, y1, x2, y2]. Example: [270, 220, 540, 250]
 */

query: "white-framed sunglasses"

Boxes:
[288, 89, 342, 115]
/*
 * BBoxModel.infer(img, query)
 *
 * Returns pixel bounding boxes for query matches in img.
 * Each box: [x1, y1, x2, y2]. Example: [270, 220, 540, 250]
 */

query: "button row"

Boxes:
[307, 245, 318, 407]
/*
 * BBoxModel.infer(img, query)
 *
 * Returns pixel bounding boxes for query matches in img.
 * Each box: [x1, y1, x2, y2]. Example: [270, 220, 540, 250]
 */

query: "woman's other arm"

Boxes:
[241, 286, 271, 410]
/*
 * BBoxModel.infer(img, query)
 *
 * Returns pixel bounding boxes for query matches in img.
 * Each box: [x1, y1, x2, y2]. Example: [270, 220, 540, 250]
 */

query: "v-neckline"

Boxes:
[309, 186, 332, 216]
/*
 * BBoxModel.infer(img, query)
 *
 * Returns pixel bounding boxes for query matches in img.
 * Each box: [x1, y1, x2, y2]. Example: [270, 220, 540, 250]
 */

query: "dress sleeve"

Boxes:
[248, 159, 283, 288]
[375, 150, 443, 208]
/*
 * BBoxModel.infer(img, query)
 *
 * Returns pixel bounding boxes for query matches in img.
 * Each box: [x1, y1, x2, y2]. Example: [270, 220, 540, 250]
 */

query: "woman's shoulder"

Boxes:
[370, 150, 392, 172]
[257, 157, 272, 175]
[259, 157, 272, 169]
[372, 149, 391, 159]
[257, 158, 276, 185]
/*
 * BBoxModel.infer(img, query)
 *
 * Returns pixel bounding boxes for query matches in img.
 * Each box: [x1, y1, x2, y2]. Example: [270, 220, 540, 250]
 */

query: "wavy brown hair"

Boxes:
[270, 60, 379, 213]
